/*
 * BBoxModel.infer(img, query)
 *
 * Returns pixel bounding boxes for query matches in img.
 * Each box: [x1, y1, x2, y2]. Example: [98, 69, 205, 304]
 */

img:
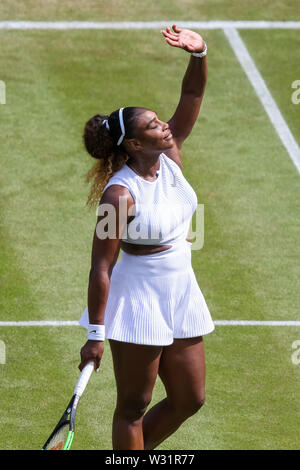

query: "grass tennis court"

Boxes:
[0, 1, 299, 450]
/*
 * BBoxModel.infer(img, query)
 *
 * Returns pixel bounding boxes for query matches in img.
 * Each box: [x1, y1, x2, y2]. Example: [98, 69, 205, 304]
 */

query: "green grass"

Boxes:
[189, 29, 300, 322]
[0, 327, 299, 450]
[0, 0, 300, 21]
[0, 1, 300, 450]
[241, 29, 300, 145]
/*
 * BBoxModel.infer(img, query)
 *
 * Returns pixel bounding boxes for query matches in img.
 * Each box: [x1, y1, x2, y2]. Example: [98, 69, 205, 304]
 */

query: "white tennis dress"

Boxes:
[79, 153, 214, 345]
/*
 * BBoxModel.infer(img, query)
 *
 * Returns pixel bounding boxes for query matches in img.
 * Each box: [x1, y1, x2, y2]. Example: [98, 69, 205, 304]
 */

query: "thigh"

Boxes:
[158, 337, 206, 406]
[109, 340, 163, 405]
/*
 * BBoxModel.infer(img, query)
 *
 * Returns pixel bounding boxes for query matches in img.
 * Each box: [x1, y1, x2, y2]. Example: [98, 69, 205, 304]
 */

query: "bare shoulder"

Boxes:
[91, 184, 135, 272]
[99, 184, 136, 228]
[100, 184, 135, 208]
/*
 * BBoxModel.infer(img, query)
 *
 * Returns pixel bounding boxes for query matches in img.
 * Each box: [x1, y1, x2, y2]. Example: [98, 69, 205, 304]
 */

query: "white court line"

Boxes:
[223, 27, 300, 174]
[1, 21, 300, 30]
[0, 321, 79, 326]
[214, 320, 300, 326]
[0, 320, 299, 326]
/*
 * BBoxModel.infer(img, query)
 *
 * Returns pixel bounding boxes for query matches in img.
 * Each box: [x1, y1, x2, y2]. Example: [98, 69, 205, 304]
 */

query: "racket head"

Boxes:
[42, 363, 93, 450]
[42, 423, 73, 450]
[42, 395, 77, 450]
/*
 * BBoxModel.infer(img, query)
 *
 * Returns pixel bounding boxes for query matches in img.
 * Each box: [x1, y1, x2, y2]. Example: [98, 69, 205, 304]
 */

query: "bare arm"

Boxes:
[161, 25, 208, 165]
[79, 185, 134, 371]
[168, 54, 207, 147]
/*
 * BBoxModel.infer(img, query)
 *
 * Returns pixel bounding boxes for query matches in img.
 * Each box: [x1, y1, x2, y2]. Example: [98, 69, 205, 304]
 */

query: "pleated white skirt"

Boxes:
[79, 240, 214, 345]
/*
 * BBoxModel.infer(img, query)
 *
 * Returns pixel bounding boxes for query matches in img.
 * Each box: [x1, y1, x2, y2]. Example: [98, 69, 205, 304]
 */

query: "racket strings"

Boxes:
[43, 423, 70, 450]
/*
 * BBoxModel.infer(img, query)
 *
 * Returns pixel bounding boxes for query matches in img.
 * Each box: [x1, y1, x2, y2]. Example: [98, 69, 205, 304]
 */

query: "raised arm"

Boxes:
[162, 25, 207, 151]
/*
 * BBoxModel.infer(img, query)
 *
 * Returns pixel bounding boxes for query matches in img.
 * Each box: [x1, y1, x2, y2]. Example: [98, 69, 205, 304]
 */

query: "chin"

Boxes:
[164, 139, 174, 150]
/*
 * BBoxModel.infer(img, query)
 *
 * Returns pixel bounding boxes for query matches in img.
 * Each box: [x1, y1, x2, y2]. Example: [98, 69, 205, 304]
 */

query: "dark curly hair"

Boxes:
[83, 106, 147, 207]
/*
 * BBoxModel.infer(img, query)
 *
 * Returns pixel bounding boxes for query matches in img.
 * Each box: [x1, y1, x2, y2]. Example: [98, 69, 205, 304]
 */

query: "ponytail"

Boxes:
[83, 107, 146, 208]
[83, 114, 128, 208]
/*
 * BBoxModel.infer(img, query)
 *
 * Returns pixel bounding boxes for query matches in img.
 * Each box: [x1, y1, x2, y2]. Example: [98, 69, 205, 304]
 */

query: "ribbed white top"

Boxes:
[103, 153, 197, 245]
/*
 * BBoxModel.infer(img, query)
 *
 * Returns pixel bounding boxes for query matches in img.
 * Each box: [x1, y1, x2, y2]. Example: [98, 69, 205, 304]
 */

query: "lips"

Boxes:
[164, 132, 173, 140]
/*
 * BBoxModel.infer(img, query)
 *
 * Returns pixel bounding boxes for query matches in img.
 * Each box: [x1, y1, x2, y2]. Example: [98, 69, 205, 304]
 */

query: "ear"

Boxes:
[124, 138, 143, 152]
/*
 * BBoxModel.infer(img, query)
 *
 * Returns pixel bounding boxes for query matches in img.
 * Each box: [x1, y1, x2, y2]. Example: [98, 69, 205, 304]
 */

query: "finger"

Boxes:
[165, 37, 186, 49]
[161, 29, 178, 40]
[94, 358, 101, 373]
[164, 33, 178, 41]
[172, 24, 182, 33]
[79, 357, 99, 372]
[167, 26, 178, 35]
[164, 37, 182, 48]
[79, 349, 92, 371]
[161, 27, 173, 36]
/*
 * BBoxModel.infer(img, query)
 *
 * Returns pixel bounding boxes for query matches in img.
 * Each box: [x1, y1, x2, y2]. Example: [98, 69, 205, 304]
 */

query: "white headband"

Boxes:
[102, 119, 110, 131]
[117, 107, 125, 146]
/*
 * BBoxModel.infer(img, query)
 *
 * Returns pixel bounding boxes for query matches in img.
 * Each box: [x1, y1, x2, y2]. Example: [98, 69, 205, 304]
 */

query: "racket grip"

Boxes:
[74, 361, 94, 397]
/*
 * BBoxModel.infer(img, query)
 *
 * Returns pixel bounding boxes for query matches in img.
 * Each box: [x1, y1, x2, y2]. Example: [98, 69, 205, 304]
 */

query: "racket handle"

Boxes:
[74, 361, 94, 397]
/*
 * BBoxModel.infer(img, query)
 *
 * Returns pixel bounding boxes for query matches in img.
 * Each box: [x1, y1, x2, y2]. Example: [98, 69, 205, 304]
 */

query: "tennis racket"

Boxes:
[42, 361, 94, 450]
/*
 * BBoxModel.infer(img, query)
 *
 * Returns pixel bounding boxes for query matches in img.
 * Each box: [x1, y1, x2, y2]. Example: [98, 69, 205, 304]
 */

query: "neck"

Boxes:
[126, 151, 161, 179]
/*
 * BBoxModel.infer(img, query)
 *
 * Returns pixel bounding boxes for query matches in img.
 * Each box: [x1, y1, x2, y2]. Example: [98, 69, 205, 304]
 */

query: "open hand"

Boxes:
[161, 24, 205, 53]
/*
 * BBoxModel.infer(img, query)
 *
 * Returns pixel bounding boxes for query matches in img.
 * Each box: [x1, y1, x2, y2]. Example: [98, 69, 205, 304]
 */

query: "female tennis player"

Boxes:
[79, 25, 214, 450]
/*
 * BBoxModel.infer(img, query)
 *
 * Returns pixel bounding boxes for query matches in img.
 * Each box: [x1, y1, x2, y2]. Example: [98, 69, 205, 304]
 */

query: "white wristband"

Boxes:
[192, 42, 207, 58]
[88, 324, 105, 341]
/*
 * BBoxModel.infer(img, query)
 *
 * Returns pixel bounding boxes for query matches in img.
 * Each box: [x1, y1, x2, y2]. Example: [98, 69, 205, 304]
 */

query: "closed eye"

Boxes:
[146, 114, 159, 129]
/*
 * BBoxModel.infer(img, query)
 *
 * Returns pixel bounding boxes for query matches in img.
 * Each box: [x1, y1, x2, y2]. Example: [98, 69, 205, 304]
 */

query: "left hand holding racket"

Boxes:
[79, 339, 104, 373]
